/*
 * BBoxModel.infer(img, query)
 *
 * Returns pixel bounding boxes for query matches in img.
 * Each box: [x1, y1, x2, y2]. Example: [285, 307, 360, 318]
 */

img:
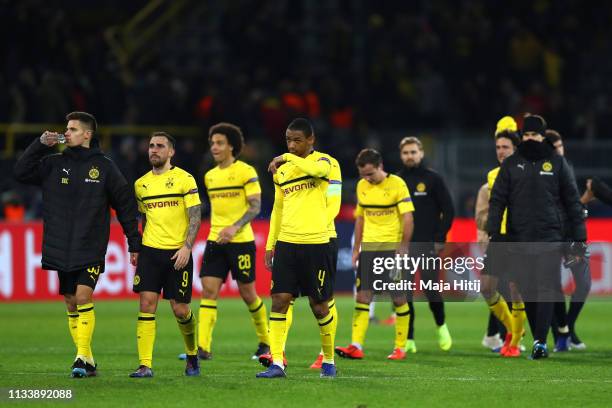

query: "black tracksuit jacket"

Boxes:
[397, 163, 455, 242]
[14, 138, 142, 272]
[487, 141, 586, 243]
[592, 177, 612, 206]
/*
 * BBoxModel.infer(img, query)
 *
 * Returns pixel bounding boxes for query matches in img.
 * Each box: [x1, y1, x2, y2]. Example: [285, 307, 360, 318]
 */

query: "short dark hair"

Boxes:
[150, 131, 176, 148]
[545, 129, 562, 144]
[355, 148, 383, 167]
[287, 118, 314, 138]
[66, 111, 97, 133]
[495, 130, 520, 147]
[208, 122, 245, 157]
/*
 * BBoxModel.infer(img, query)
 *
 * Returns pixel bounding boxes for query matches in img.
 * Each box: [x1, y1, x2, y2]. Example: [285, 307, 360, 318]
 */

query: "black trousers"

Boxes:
[552, 257, 591, 338]
[406, 242, 445, 339]
[512, 249, 563, 344]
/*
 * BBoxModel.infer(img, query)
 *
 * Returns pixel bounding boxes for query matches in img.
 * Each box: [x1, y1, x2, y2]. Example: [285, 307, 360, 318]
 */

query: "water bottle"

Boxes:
[57, 133, 66, 144]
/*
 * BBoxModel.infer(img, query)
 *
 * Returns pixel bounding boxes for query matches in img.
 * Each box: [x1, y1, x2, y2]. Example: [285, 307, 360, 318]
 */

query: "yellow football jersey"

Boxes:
[487, 167, 507, 235]
[266, 150, 331, 249]
[325, 154, 342, 239]
[204, 160, 261, 243]
[135, 166, 201, 249]
[355, 174, 415, 243]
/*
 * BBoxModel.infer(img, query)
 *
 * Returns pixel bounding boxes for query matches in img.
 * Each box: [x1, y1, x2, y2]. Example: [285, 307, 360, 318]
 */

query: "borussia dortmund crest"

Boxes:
[417, 182, 426, 192]
[133, 275, 140, 285]
[166, 177, 174, 189]
[88, 166, 100, 179]
[542, 162, 553, 172]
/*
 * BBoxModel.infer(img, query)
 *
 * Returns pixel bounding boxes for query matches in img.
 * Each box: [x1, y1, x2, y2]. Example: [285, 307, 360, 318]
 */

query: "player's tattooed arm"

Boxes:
[171, 205, 201, 270]
[185, 204, 202, 249]
[217, 194, 261, 244]
[235, 195, 261, 229]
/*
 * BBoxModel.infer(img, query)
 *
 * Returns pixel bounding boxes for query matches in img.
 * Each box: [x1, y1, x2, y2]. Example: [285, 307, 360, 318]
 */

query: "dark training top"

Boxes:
[487, 141, 586, 243]
[397, 163, 455, 242]
[14, 138, 142, 272]
[592, 177, 612, 206]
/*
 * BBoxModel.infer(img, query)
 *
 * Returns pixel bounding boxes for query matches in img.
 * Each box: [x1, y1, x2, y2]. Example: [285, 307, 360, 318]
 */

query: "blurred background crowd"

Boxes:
[2, 0, 611, 221]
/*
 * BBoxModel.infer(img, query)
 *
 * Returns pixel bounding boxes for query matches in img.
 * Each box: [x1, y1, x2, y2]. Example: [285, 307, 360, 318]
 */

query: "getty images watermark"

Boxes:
[357, 241, 599, 302]
[356, 242, 487, 301]
[370, 252, 484, 293]
[356, 242, 486, 301]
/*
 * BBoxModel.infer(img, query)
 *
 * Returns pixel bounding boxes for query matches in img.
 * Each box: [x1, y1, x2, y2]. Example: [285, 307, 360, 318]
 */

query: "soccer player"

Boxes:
[258, 147, 342, 371]
[487, 115, 587, 359]
[180, 122, 269, 361]
[309, 153, 342, 369]
[476, 181, 507, 351]
[335, 148, 414, 361]
[256, 118, 337, 378]
[477, 117, 517, 351]
[130, 132, 202, 377]
[13, 112, 142, 378]
[480, 117, 526, 357]
[545, 130, 591, 350]
[396, 136, 454, 352]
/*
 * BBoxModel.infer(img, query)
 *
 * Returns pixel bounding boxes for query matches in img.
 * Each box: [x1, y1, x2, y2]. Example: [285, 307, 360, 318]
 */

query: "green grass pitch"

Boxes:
[1, 297, 611, 407]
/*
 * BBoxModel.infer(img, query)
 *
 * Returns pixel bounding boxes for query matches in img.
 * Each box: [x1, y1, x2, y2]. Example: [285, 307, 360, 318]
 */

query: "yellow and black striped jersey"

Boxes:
[266, 150, 331, 249]
[204, 160, 261, 243]
[355, 174, 415, 243]
[325, 154, 342, 239]
[135, 166, 201, 249]
[487, 167, 507, 235]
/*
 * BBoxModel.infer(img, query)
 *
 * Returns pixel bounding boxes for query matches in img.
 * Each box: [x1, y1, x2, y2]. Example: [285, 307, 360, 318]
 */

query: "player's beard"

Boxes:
[150, 155, 168, 169]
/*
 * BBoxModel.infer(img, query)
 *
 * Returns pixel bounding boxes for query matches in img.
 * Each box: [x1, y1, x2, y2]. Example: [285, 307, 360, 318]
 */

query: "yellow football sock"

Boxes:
[351, 302, 370, 347]
[319, 299, 338, 354]
[248, 297, 270, 345]
[394, 303, 410, 350]
[318, 312, 335, 364]
[281, 301, 294, 350]
[329, 299, 338, 335]
[76, 303, 95, 365]
[269, 312, 287, 366]
[67, 310, 79, 351]
[137, 312, 156, 368]
[198, 299, 217, 352]
[487, 292, 512, 333]
[510, 302, 526, 347]
[177, 309, 197, 355]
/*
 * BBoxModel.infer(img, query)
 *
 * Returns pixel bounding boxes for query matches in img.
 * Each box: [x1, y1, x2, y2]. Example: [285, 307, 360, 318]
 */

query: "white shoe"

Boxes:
[570, 341, 587, 350]
[481, 333, 503, 350]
